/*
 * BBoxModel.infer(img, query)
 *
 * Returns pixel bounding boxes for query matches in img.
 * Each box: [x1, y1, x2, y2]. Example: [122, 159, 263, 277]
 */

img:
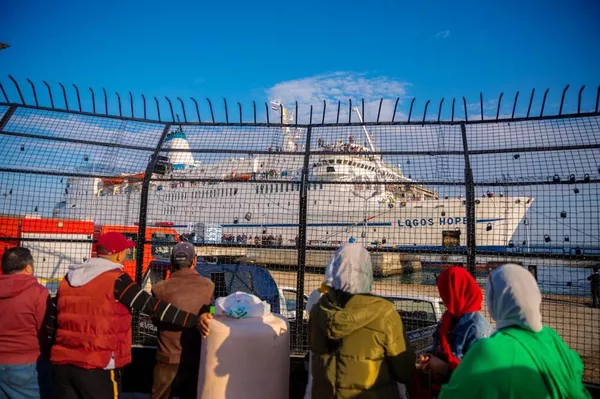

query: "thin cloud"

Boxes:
[265, 72, 410, 123]
[435, 30, 450, 39]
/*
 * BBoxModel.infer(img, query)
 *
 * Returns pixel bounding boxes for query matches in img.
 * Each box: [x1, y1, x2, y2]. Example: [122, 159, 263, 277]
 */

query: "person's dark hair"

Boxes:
[96, 245, 110, 256]
[1, 247, 34, 274]
[171, 257, 193, 271]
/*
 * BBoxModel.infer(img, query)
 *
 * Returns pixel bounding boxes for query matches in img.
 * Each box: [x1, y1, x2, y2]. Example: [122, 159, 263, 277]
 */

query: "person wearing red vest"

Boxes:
[51, 232, 211, 399]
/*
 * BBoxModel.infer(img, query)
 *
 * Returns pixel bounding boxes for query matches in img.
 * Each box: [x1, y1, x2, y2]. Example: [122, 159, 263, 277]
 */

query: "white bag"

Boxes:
[214, 291, 271, 319]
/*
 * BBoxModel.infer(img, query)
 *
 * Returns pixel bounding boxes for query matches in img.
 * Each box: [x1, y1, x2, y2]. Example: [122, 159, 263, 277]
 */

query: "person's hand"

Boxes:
[415, 354, 430, 370]
[198, 312, 213, 338]
[422, 354, 449, 376]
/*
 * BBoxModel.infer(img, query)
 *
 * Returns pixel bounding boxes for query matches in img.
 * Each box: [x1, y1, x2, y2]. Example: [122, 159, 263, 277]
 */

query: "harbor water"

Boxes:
[380, 265, 593, 297]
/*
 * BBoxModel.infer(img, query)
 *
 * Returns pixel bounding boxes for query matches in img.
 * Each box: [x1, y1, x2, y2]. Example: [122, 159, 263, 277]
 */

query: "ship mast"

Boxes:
[353, 106, 378, 154]
[353, 106, 386, 194]
[270, 101, 300, 152]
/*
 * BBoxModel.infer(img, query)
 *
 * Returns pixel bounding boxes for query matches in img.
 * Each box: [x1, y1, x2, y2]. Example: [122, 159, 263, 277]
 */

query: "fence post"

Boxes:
[295, 125, 313, 353]
[131, 123, 171, 345]
[460, 123, 477, 275]
[135, 123, 173, 284]
[0, 105, 17, 131]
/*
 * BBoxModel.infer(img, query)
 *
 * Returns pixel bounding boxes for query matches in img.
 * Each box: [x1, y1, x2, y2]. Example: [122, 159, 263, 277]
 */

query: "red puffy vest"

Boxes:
[51, 270, 132, 369]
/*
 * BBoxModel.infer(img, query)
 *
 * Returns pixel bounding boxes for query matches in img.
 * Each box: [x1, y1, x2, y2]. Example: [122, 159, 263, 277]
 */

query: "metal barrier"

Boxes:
[1, 77, 599, 384]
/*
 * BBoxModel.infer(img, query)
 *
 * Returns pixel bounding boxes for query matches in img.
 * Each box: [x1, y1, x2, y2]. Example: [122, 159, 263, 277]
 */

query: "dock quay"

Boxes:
[194, 246, 421, 277]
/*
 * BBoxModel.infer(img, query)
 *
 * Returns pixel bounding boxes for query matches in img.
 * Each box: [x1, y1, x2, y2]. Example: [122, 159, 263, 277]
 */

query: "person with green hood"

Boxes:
[308, 243, 416, 399]
[439, 263, 591, 399]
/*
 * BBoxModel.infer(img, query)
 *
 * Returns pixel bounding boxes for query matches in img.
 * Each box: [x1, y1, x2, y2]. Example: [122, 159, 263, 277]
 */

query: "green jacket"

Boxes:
[439, 326, 591, 399]
[308, 290, 415, 399]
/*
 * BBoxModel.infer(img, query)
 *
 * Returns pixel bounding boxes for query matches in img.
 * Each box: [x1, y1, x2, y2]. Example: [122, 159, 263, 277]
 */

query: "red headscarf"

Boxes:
[436, 266, 483, 370]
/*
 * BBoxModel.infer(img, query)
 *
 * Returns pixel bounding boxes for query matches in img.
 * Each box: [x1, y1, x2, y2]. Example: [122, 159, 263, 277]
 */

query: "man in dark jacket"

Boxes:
[588, 265, 600, 308]
[151, 242, 214, 399]
[51, 233, 211, 399]
[0, 247, 55, 399]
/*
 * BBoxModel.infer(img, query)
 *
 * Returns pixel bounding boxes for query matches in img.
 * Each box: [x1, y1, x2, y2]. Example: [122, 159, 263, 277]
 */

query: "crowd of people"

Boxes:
[0, 236, 594, 399]
[304, 244, 592, 399]
[0, 233, 213, 399]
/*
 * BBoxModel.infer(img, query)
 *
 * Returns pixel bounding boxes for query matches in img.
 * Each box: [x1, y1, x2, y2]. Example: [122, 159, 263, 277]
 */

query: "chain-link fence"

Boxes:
[1, 78, 599, 384]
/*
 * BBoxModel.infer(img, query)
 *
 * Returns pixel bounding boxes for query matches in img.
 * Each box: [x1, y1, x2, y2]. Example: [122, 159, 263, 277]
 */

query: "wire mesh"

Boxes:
[0, 93, 599, 384]
[466, 117, 600, 384]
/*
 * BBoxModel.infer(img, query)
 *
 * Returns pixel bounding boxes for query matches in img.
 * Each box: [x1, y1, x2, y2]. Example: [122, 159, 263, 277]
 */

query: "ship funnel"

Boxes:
[164, 126, 195, 170]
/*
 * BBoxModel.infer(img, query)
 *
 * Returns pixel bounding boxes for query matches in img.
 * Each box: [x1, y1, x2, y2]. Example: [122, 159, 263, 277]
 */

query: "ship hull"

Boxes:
[62, 181, 531, 249]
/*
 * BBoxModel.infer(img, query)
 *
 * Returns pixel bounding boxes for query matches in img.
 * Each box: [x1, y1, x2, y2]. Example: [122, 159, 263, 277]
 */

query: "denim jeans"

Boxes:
[0, 360, 53, 399]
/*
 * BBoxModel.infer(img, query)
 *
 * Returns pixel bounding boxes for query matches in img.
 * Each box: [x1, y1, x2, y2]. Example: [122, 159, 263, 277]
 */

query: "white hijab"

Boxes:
[324, 243, 373, 294]
[486, 263, 543, 332]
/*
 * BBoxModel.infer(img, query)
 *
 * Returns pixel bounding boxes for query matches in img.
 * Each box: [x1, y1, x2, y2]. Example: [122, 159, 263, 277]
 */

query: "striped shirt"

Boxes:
[113, 273, 198, 327]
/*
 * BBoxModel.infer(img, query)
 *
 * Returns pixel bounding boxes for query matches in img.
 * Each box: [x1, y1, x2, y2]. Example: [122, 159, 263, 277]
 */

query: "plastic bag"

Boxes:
[214, 292, 271, 319]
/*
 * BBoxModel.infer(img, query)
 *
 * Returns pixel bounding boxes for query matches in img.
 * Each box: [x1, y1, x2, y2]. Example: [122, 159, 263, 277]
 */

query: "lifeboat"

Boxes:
[230, 174, 250, 181]
[102, 177, 124, 185]
[127, 172, 145, 181]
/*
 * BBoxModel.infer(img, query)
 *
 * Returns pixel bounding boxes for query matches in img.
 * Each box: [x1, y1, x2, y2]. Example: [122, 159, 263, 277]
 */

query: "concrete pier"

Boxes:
[194, 246, 421, 277]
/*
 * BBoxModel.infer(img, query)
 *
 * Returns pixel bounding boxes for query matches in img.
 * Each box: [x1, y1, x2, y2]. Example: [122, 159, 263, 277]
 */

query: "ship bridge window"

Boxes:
[327, 166, 336, 173]
[320, 184, 323, 189]
[329, 160, 335, 164]
[343, 160, 349, 165]
[336, 159, 342, 164]
[270, 185, 273, 193]
[286, 184, 289, 192]
[256, 186, 259, 194]
[234, 188, 238, 195]
[275, 185, 278, 193]
[280, 183, 284, 192]
[260, 185, 264, 194]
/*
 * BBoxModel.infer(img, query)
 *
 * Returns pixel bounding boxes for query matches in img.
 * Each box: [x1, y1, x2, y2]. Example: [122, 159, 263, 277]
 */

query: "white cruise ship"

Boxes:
[56, 104, 533, 251]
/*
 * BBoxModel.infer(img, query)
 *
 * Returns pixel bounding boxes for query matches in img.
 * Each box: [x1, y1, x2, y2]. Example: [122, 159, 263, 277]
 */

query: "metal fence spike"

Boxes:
[58, 83, 68, 110]
[559, 84, 570, 115]
[8, 75, 25, 105]
[408, 98, 416, 122]
[496, 92, 504, 120]
[73, 84, 82, 112]
[43, 81, 55, 108]
[27, 79, 39, 107]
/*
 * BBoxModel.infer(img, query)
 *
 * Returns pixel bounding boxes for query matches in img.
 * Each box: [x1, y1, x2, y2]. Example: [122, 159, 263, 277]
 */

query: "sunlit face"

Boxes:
[24, 263, 34, 275]
[115, 249, 130, 265]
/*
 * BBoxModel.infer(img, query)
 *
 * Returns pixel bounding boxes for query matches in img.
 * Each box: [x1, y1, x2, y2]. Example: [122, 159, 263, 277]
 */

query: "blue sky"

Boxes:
[1, 0, 599, 121]
[1, 1, 599, 248]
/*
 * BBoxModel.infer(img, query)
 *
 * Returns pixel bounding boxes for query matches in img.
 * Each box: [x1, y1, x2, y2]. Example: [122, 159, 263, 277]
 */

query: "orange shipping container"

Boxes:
[94, 225, 179, 280]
